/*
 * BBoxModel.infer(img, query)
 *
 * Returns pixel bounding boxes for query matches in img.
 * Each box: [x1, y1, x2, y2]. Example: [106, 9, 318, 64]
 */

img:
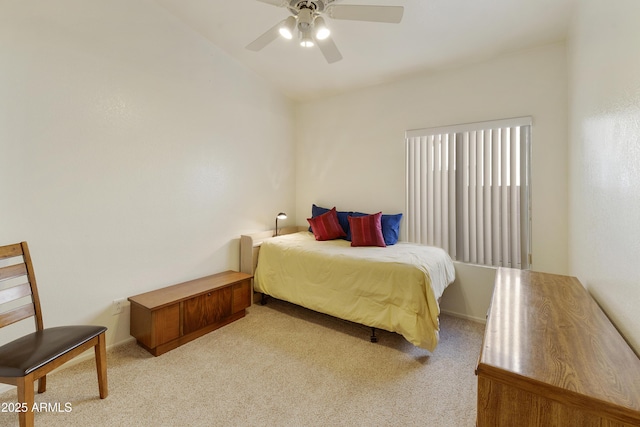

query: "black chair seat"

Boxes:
[0, 325, 107, 377]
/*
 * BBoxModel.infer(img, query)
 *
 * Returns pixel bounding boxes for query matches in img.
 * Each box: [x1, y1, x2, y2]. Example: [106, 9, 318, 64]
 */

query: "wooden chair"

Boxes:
[0, 242, 108, 427]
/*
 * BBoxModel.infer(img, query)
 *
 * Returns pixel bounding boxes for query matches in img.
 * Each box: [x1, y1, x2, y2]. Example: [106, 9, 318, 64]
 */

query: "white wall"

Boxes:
[0, 0, 295, 346]
[568, 0, 640, 353]
[295, 43, 569, 320]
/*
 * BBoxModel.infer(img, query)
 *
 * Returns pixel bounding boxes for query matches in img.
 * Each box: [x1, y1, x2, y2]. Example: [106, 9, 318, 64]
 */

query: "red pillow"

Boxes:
[348, 212, 386, 247]
[307, 207, 347, 241]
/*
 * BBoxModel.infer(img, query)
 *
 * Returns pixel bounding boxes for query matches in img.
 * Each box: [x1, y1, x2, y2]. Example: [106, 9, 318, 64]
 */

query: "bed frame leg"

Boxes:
[370, 327, 378, 343]
[260, 293, 269, 306]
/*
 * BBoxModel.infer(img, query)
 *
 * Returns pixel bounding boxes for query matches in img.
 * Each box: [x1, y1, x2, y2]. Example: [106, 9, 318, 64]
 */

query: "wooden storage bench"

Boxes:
[476, 267, 640, 426]
[128, 270, 252, 356]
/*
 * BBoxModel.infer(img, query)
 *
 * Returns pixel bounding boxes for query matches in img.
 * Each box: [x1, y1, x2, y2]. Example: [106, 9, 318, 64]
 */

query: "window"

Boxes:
[405, 117, 532, 269]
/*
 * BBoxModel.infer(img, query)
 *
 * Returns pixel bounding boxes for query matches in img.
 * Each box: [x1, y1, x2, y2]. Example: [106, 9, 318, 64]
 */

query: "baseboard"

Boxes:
[441, 309, 486, 324]
[0, 336, 136, 396]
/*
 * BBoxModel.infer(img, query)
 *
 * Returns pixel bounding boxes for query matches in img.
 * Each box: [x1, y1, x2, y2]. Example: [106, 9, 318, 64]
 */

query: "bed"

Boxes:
[240, 228, 455, 352]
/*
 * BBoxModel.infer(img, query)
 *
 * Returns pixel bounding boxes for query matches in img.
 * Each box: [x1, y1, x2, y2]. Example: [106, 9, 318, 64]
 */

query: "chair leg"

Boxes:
[95, 332, 108, 399]
[37, 375, 46, 394]
[17, 376, 35, 427]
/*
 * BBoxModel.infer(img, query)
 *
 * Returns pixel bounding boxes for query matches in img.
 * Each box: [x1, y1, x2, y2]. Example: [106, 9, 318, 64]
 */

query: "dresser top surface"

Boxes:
[478, 267, 640, 413]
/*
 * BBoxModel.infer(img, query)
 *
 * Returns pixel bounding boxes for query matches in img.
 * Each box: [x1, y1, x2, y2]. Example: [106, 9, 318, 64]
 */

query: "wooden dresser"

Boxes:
[476, 268, 640, 426]
[128, 270, 252, 356]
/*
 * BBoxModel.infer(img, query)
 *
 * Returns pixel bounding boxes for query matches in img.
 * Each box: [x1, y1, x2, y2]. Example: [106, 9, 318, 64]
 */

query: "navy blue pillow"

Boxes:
[381, 213, 402, 245]
[311, 204, 329, 217]
[310, 204, 350, 239]
[349, 211, 402, 245]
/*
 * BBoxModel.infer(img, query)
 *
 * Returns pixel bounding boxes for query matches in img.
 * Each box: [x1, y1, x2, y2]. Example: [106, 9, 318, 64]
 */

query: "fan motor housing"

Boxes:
[287, 1, 328, 14]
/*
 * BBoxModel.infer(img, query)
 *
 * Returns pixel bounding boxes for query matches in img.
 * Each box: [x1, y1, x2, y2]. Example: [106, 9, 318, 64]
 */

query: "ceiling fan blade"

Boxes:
[246, 22, 282, 51]
[255, 0, 287, 6]
[316, 35, 343, 64]
[328, 5, 404, 23]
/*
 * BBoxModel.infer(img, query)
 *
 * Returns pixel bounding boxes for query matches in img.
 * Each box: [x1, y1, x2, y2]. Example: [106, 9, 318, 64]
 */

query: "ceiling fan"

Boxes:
[246, 0, 404, 64]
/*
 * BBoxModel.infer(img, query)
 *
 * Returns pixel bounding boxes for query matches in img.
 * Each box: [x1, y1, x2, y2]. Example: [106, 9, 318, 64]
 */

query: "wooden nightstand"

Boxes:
[128, 270, 252, 356]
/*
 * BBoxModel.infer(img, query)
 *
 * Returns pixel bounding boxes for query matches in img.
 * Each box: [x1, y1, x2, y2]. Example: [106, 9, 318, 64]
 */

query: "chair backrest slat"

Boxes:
[0, 242, 44, 331]
[0, 263, 28, 282]
[0, 243, 22, 260]
[0, 304, 35, 328]
[0, 283, 32, 305]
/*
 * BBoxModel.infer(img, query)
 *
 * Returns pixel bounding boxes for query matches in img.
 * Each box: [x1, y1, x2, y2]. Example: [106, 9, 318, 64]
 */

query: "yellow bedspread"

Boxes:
[254, 231, 455, 351]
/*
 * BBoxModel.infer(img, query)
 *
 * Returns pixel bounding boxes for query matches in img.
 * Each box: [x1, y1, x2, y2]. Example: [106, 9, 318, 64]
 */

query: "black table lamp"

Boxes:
[275, 212, 287, 236]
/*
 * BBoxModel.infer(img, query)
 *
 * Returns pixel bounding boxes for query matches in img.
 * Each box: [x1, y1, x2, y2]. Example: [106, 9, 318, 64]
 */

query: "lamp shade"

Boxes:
[278, 16, 296, 39]
[314, 17, 330, 40]
[299, 30, 314, 47]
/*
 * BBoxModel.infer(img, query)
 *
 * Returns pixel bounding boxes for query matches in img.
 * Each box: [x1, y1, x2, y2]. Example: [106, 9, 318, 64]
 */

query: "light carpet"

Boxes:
[0, 298, 484, 427]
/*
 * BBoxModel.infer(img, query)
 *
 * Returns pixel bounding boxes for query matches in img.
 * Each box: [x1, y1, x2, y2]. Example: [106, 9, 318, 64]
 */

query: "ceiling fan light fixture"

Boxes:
[299, 31, 314, 48]
[314, 17, 330, 40]
[278, 16, 296, 39]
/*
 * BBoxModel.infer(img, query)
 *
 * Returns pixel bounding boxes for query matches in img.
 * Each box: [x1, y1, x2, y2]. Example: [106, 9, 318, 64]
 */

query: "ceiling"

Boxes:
[153, 0, 576, 101]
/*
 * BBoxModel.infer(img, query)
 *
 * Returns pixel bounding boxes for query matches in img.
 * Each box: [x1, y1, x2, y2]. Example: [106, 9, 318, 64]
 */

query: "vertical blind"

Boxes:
[406, 117, 532, 269]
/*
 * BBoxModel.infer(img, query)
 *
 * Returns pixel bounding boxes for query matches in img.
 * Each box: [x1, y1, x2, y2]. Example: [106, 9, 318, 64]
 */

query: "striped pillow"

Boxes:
[348, 212, 386, 247]
[307, 207, 347, 241]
